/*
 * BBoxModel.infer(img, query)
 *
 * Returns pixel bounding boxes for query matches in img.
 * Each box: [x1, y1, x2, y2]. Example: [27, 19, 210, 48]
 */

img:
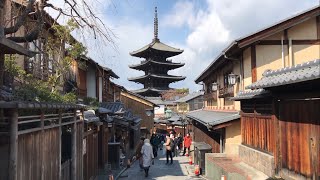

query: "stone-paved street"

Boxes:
[118, 149, 206, 180]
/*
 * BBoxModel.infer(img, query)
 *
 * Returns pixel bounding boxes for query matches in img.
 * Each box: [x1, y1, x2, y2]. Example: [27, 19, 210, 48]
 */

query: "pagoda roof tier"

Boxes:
[129, 60, 185, 71]
[128, 74, 186, 84]
[133, 87, 167, 94]
[130, 40, 183, 58]
[132, 87, 169, 96]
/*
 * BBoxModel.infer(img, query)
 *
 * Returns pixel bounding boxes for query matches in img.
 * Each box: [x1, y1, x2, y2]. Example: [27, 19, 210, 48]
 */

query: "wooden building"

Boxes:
[235, 60, 320, 179]
[120, 90, 157, 137]
[175, 91, 204, 113]
[71, 56, 119, 102]
[128, 7, 185, 97]
[194, 5, 319, 179]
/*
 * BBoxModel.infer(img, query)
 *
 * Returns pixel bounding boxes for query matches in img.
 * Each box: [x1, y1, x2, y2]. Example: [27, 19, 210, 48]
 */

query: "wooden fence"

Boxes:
[0, 102, 84, 180]
[241, 114, 275, 154]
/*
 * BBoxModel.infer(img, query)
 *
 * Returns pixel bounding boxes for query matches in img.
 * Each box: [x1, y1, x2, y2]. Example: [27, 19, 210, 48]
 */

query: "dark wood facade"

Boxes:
[83, 123, 99, 180]
[120, 91, 155, 135]
[240, 86, 320, 179]
[192, 120, 220, 153]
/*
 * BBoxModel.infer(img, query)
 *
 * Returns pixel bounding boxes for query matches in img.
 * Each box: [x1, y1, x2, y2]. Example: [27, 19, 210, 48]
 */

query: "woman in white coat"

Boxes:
[141, 139, 154, 177]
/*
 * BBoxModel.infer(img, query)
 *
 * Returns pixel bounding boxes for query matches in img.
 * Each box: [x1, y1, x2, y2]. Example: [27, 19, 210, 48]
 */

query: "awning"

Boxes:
[186, 110, 240, 129]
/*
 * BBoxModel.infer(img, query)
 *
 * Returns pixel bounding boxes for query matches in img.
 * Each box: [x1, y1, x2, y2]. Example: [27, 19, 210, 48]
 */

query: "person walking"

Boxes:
[182, 133, 192, 156]
[174, 133, 183, 156]
[164, 134, 174, 164]
[141, 139, 154, 177]
[150, 132, 160, 157]
[136, 137, 145, 171]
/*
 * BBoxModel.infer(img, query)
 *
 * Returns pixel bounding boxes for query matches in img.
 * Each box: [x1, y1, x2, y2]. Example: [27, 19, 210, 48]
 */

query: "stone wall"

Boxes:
[239, 144, 275, 177]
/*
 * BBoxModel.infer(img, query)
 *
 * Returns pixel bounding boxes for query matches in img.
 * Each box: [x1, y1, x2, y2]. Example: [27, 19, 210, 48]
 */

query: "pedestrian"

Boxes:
[136, 137, 145, 171]
[141, 139, 154, 177]
[150, 132, 160, 157]
[174, 133, 182, 157]
[164, 134, 174, 164]
[182, 133, 192, 156]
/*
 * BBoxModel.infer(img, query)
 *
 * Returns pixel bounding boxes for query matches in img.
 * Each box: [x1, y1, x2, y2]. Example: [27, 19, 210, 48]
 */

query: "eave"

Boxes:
[128, 74, 186, 83]
[130, 40, 183, 58]
[129, 60, 185, 70]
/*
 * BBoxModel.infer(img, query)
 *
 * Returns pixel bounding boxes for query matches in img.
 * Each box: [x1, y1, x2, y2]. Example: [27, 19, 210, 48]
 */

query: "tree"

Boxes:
[0, 0, 116, 88]
[161, 88, 189, 101]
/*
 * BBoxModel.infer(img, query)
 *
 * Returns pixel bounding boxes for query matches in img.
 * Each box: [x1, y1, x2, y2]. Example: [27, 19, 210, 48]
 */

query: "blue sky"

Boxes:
[50, 0, 319, 92]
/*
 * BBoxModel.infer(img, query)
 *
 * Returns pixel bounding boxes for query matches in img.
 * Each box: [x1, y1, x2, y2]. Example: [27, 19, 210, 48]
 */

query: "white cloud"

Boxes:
[162, 1, 196, 28]
[161, 0, 319, 92]
[46, 0, 319, 92]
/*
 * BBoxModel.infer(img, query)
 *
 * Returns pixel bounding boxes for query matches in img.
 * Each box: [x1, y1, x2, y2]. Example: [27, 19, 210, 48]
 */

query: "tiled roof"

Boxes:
[130, 41, 183, 58]
[175, 91, 204, 103]
[128, 74, 186, 81]
[99, 102, 141, 124]
[186, 110, 240, 127]
[83, 110, 100, 122]
[145, 97, 176, 105]
[232, 89, 271, 100]
[246, 59, 320, 89]
[123, 90, 158, 107]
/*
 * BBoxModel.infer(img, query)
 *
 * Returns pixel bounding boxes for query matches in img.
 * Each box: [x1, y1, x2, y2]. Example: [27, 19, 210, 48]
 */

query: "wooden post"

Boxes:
[71, 109, 77, 180]
[58, 109, 62, 180]
[40, 110, 45, 180]
[80, 108, 84, 180]
[8, 108, 18, 180]
[0, 0, 5, 89]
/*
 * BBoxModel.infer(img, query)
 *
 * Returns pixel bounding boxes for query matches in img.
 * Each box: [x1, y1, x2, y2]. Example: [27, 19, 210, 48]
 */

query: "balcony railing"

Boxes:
[204, 91, 217, 100]
[218, 86, 234, 98]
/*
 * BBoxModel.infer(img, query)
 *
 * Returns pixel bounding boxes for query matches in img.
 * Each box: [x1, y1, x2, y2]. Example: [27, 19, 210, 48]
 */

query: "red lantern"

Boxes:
[194, 165, 200, 176]
[189, 155, 193, 165]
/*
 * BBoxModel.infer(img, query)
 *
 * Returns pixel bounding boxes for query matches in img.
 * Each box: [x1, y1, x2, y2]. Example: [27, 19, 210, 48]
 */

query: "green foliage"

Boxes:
[13, 80, 77, 103]
[42, 19, 88, 90]
[4, 55, 26, 78]
[176, 88, 189, 94]
[83, 97, 99, 107]
[5, 55, 76, 103]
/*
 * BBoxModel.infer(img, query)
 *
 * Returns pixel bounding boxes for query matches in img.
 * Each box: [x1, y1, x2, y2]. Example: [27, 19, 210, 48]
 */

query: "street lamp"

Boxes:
[228, 73, 238, 86]
[211, 82, 218, 91]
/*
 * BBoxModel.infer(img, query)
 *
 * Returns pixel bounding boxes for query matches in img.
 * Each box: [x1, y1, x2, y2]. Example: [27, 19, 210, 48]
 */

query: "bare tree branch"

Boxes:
[8, 0, 44, 43]
[4, 0, 35, 35]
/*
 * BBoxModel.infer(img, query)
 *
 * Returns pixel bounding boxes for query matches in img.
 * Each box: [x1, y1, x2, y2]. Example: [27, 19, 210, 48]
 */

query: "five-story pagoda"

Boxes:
[128, 7, 185, 97]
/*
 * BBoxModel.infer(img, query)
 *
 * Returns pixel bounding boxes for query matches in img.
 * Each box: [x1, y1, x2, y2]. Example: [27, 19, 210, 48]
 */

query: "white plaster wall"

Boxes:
[86, 65, 96, 98]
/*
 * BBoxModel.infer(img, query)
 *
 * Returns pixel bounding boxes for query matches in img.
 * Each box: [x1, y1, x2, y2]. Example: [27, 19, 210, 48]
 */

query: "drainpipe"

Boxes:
[281, 35, 285, 68]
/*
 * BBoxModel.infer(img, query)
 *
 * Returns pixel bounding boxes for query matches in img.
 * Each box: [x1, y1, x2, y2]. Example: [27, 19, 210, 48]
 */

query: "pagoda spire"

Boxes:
[153, 7, 159, 42]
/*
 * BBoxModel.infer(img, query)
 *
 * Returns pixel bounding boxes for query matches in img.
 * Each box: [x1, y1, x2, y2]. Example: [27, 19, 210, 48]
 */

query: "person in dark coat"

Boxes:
[150, 132, 160, 157]
[136, 137, 145, 170]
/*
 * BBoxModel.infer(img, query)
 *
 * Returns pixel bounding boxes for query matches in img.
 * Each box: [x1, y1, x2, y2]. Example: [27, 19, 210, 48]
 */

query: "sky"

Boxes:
[48, 0, 319, 92]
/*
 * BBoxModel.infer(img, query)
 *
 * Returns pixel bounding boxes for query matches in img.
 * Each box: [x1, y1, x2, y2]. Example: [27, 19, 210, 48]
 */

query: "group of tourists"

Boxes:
[135, 132, 192, 177]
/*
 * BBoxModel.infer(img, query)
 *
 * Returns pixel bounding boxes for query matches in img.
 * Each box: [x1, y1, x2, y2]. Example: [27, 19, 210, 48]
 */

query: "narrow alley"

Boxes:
[118, 150, 206, 180]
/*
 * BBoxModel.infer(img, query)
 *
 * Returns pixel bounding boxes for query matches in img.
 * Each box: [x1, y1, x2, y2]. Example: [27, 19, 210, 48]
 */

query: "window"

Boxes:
[28, 39, 45, 79]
